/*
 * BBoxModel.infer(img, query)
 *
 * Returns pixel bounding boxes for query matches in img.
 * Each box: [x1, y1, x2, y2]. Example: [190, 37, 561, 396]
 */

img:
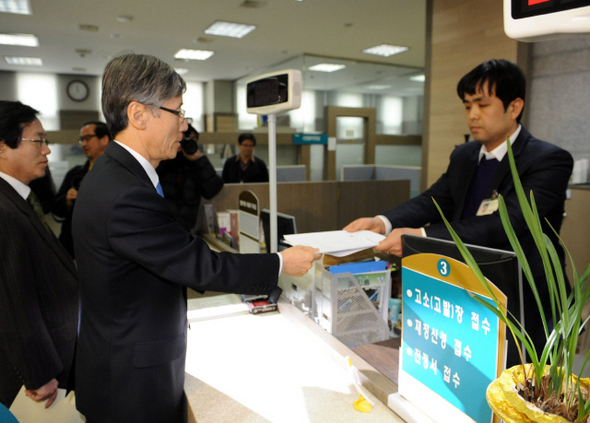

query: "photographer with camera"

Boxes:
[52, 121, 111, 258]
[156, 123, 224, 232]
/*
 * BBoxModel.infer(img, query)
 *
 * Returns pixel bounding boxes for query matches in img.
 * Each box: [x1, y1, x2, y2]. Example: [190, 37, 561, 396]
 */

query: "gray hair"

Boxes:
[101, 53, 186, 138]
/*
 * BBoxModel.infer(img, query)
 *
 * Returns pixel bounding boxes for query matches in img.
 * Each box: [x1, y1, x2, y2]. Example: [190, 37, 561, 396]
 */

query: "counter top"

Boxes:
[184, 298, 403, 423]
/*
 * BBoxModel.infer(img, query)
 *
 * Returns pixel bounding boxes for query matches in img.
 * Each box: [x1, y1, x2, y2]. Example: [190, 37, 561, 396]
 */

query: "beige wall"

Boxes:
[425, 0, 520, 188]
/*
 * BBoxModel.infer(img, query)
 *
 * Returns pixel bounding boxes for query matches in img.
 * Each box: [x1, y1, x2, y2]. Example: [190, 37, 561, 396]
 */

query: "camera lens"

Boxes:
[180, 137, 198, 155]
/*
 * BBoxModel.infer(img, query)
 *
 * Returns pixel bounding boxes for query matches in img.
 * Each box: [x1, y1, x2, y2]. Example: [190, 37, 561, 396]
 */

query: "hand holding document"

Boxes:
[283, 230, 385, 257]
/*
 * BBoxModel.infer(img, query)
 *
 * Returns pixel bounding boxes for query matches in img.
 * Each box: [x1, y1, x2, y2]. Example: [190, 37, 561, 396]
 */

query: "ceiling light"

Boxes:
[174, 49, 214, 61]
[410, 74, 425, 82]
[362, 44, 409, 57]
[308, 63, 346, 73]
[0, 33, 38, 47]
[366, 85, 391, 90]
[204, 21, 256, 38]
[0, 0, 31, 14]
[174, 68, 189, 75]
[4, 56, 43, 66]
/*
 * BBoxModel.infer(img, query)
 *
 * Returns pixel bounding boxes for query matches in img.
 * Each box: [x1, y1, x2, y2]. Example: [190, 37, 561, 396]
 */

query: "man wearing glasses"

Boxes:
[72, 53, 320, 423]
[52, 121, 110, 258]
[0, 100, 78, 410]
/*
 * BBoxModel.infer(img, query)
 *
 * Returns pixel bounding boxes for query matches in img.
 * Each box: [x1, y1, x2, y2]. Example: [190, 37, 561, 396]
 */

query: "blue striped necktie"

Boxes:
[156, 182, 164, 198]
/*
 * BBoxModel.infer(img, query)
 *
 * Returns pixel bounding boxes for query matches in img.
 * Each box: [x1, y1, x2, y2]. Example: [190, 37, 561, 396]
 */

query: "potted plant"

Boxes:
[433, 138, 590, 423]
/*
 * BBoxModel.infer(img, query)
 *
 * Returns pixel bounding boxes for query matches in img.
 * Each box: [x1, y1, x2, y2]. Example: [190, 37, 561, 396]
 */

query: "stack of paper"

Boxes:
[283, 230, 385, 257]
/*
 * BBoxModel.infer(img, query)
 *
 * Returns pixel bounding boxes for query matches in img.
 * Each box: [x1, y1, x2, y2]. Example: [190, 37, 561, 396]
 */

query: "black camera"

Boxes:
[179, 137, 199, 155]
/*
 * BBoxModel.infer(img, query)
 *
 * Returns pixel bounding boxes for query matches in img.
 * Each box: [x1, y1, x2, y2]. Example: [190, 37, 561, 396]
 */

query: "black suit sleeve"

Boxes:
[107, 185, 278, 294]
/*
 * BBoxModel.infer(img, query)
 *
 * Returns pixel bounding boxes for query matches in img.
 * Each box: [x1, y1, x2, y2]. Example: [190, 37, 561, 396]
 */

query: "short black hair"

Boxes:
[0, 101, 39, 149]
[82, 120, 112, 141]
[183, 123, 199, 140]
[238, 133, 256, 146]
[457, 59, 526, 122]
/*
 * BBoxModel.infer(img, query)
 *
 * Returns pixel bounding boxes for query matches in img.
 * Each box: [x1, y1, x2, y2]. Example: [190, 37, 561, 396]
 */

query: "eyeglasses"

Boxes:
[159, 106, 186, 121]
[78, 134, 97, 144]
[22, 138, 50, 147]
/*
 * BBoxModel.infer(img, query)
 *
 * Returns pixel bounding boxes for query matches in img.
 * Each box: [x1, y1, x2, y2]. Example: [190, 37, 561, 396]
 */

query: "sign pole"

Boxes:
[268, 113, 278, 253]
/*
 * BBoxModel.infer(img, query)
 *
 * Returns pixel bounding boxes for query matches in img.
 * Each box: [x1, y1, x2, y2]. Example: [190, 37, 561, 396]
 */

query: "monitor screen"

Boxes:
[401, 234, 523, 368]
[260, 209, 297, 252]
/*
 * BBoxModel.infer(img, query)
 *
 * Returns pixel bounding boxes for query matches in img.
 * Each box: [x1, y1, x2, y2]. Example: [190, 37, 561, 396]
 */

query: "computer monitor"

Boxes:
[401, 234, 524, 368]
[260, 209, 297, 252]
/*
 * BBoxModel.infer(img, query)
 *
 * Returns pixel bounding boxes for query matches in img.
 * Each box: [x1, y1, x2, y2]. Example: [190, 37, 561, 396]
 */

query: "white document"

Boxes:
[283, 230, 385, 256]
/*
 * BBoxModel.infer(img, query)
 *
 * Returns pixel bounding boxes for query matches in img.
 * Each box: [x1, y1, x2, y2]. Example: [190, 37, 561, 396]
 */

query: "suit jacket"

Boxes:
[52, 160, 90, 258]
[384, 126, 573, 360]
[0, 179, 78, 407]
[72, 142, 279, 423]
[222, 155, 269, 183]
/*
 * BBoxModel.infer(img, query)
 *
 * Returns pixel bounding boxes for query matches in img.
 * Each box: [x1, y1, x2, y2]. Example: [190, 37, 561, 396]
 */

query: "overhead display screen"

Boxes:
[512, 0, 590, 19]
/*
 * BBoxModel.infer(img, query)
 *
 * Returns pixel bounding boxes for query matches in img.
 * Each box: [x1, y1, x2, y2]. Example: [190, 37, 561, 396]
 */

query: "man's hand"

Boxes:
[66, 187, 78, 208]
[374, 227, 423, 257]
[343, 217, 385, 234]
[280, 246, 322, 277]
[25, 378, 58, 408]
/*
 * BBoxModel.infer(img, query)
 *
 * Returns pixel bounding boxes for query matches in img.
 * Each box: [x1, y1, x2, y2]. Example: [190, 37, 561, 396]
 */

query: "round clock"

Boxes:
[66, 79, 89, 102]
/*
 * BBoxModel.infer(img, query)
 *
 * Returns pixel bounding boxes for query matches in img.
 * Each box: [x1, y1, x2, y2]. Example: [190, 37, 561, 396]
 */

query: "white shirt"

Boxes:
[378, 124, 522, 236]
[0, 170, 31, 201]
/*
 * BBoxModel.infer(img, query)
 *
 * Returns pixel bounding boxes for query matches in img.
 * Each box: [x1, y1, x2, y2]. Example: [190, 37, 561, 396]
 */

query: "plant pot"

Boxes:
[486, 364, 590, 423]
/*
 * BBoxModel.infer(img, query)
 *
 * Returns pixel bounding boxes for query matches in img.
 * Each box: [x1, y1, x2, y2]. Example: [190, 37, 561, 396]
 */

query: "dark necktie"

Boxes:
[27, 190, 53, 234]
[461, 156, 501, 219]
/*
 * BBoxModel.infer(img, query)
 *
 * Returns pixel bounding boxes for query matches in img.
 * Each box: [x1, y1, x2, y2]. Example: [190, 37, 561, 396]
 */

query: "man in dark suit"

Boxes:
[52, 120, 111, 257]
[0, 101, 78, 408]
[345, 59, 573, 362]
[222, 133, 269, 183]
[72, 53, 320, 423]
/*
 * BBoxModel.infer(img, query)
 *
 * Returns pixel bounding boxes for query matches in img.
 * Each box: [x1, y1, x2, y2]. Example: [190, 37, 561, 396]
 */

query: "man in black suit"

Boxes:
[52, 120, 110, 257]
[72, 53, 320, 423]
[222, 133, 269, 183]
[345, 59, 573, 361]
[0, 101, 78, 408]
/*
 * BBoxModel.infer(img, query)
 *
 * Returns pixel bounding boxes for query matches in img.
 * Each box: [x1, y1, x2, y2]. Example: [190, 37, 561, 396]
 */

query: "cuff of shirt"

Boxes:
[377, 215, 392, 235]
[277, 252, 283, 278]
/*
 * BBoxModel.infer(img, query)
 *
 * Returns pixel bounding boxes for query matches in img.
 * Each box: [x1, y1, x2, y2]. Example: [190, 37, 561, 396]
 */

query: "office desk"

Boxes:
[184, 299, 403, 423]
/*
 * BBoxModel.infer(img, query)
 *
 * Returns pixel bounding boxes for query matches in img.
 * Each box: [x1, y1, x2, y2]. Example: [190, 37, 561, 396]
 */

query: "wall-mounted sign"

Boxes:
[292, 133, 328, 145]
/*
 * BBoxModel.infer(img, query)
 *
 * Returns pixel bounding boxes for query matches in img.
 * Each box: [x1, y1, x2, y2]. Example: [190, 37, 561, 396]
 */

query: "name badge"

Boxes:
[476, 198, 499, 216]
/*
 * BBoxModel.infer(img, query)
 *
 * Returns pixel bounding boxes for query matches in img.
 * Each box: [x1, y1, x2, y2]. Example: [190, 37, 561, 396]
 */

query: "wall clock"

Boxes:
[66, 79, 89, 102]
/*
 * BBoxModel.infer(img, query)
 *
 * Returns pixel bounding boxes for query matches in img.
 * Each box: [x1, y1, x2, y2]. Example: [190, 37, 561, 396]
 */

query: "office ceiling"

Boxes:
[0, 0, 426, 96]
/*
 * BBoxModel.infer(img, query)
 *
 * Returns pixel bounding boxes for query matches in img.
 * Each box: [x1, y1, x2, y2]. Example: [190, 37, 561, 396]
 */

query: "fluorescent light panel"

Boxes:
[204, 21, 256, 38]
[174, 68, 189, 75]
[0, 0, 31, 14]
[366, 85, 391, 90]
[410, 74, 425, 82]
[174, 49, 214, 61]
[0, 33, 38, 46]
[362, 44, 409, 57]
[5, 56, 43, 66]
[308, 63, 345, 73]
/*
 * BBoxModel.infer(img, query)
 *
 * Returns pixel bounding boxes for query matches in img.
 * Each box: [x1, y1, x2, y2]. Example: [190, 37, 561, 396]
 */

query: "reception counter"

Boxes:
[184, 297, 404, 422]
